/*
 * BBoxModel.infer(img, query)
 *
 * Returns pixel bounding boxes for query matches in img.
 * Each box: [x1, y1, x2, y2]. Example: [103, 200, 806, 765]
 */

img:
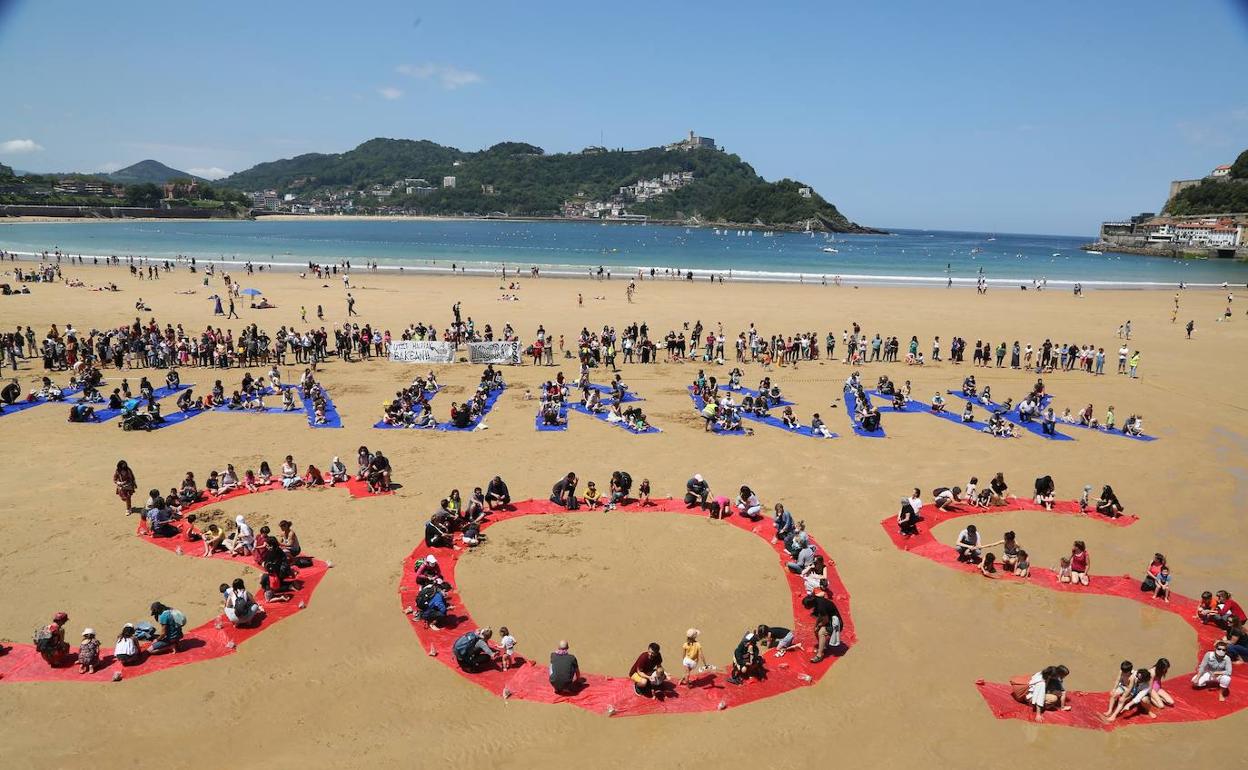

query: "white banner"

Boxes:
[389, 340, 456, 364]
[468, 341, 522, 365]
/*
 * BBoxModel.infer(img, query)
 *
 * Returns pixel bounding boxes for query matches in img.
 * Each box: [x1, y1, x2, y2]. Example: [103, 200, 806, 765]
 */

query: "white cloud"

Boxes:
[0, 139, 44, 154]
[96, 161, 125, 173]
[189, 167, 229, 180]
[377, 86, 404, 101]
[396, 63, 483, 90]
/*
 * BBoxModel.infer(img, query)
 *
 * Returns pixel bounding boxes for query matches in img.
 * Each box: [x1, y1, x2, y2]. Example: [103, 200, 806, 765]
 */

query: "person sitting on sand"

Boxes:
[216, 465, 240, 496]
[453, 627, 497, 673]
[35, 612, 71, 665]
[931, 392, 947, 413]
[550, 471, 579, 510]
[281, 455, 302, 489]
[1013, 549, 1031, 578]
[1022, 665, 1071, 722]
[756, 624, 799, 656]
[958, 401, 975, 423]
[810, 412, 834, 438]
[424, 514, 453, 548]
[1192, 642, 1234, 701]
[629, 642, 667, 696]
[735, 486, 762, 520]
[484, 476, 511, 509]
[1033, 475, 1056, 510]
[201, 523, 225, 557]
[1065, 541, 1090, 586]
[988, 473, 1010, 505]
[1104, 663, 1155, 722]
[728, 631, 764, 685]
[1095, 485, 1123, 517]
[147, 602, 185, 654]
[685, 474, 710, 509]
[326, 456, 349, 486]
[223, 578, 262, 627]
[1147, 658, 1175, 709]
[549, 640, 582, 694]
[772, 503, 796, 543]
[897, 499, 920, 537]
[955, 524, 982, 563]
[802, 593, 841, 664]
[363, 451, 391, 492]
[224, 515, 254, 556]
[802, 555, 828, 594]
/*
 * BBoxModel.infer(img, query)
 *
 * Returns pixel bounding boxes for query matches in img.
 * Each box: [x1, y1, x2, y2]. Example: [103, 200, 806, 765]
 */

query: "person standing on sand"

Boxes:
[114, 460, 137, 515]
[1186, 320, 1194, 339]
[347, 294, 358, 317]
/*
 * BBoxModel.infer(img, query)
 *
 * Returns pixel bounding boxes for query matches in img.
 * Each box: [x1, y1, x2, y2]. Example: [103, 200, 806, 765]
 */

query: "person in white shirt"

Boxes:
[907, 488, 923, 514]
[1192, 642, 1233, 700]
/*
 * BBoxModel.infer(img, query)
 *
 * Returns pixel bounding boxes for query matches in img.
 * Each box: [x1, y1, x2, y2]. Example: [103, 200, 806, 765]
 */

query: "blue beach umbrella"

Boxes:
[241, 288, 262, 297]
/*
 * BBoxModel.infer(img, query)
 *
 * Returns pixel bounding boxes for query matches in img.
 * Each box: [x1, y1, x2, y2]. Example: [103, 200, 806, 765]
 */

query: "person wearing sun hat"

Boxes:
[77, 628, 101, 674]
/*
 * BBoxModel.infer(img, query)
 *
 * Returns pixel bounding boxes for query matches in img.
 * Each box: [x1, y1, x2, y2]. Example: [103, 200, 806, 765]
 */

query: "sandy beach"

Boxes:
[0, 261, 1244, 769]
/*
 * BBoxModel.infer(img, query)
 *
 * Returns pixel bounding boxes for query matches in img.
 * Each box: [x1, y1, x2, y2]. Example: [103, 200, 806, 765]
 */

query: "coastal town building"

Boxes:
[442, 176, 457, 188]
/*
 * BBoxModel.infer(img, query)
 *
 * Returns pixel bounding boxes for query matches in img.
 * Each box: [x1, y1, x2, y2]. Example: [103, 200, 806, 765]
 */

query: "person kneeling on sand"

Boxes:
[802, 593, 842, 664]
[1192, 642, 1233, 701]
[453, 627, 496, 672]
[1018, 664, 1071, 722]
[549, 640, 582, 693]
[629, 642, 666, 696]
[728, 631, 764, 685]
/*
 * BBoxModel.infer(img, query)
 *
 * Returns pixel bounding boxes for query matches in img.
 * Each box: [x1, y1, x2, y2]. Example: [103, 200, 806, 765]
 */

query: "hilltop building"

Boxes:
[666, 130, 716, 152]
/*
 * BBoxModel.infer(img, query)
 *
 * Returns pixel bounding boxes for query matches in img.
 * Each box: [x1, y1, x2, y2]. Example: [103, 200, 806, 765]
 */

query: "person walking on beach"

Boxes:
[347, 294, 358, 317]
[227, 296, 238, 320]
[1186, 320, 1194, 339]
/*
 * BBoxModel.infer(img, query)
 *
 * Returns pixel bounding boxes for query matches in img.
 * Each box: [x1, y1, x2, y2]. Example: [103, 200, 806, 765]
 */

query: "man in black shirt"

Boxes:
[485, 476, 511, 510]
[684, 474, 709, 509]
[549, 640, 581, 694]
[550, 472, 579, 510]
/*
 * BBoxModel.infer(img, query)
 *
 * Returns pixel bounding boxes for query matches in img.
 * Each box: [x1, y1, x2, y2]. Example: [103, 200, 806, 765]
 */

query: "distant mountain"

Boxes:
[219, 137, 877, 232]
[103, 159, 204, 185]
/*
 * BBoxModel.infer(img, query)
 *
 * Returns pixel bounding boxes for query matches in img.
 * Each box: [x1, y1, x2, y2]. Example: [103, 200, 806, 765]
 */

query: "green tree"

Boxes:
[1230, 148, 1248, 180]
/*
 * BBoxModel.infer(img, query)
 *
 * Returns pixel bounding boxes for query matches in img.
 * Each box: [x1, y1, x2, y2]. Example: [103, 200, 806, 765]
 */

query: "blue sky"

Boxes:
[1, 0, 1245, 235]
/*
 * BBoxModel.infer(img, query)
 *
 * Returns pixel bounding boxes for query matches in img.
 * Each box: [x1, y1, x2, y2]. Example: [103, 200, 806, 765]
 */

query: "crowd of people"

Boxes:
[892, 474, 1243, 720]
[532, 369, 650, 431]
[411, 471, 844, 698]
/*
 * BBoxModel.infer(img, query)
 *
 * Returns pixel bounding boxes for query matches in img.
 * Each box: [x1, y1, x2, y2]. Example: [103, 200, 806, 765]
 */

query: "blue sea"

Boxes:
[3, 219, 1247, 287]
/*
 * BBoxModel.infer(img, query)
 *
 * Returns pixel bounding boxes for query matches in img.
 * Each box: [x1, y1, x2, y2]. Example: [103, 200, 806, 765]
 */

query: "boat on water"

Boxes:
[1087, 250, 1103, 255]
[821, 247, 838, 253]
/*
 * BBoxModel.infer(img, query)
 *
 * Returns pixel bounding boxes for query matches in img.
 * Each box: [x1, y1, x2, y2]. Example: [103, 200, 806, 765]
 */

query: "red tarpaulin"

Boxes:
[0, 478, 388, 684]
[399, 498, 855, 717]
[880, 498, 1245, 729]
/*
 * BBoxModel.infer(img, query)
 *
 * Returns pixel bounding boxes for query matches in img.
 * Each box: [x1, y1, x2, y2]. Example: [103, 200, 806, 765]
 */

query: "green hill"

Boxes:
[1165, 148, 1248, 216]
[104, 159, 203, 185]
[220, 137, 876, 231]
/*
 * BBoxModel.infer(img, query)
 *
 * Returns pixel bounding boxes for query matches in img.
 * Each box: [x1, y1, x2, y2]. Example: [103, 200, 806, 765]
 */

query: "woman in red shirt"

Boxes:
[1069, 541, 1090, 586]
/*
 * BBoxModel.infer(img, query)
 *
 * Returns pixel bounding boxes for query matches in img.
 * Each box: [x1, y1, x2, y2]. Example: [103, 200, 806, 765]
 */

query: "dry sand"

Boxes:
[0, 261, 1244, 769]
